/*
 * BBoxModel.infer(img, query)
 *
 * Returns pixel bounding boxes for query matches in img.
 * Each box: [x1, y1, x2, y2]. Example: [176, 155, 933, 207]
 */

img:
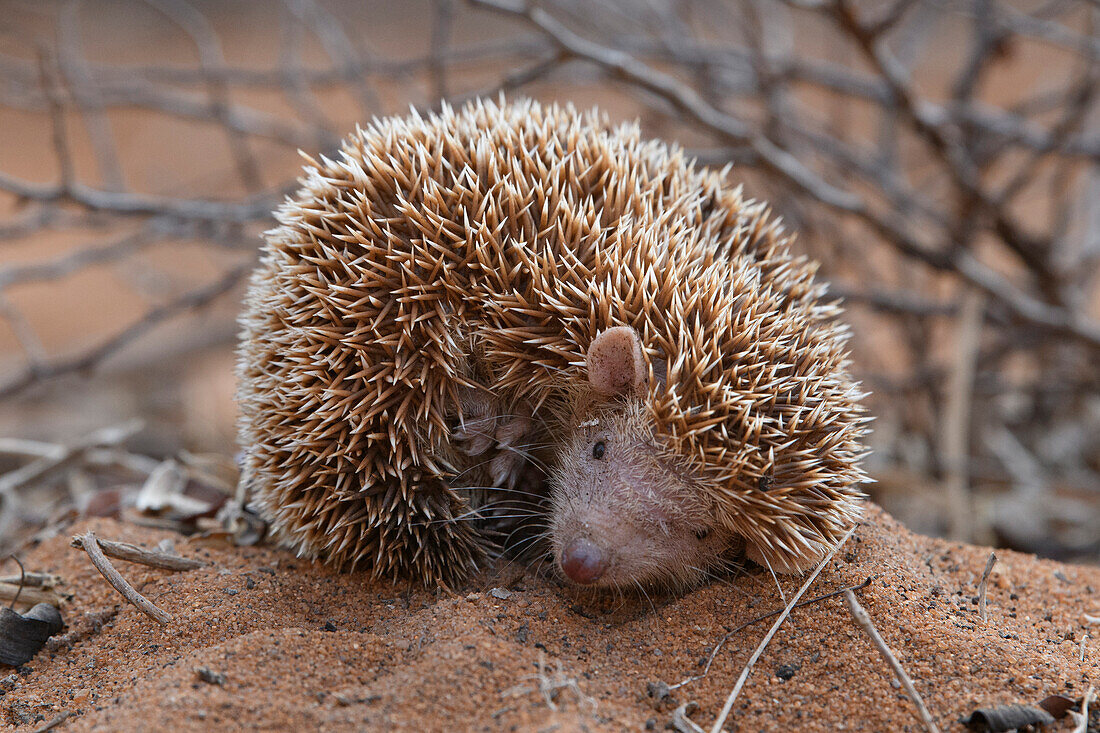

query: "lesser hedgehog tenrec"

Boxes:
[237, 98, 868, 590]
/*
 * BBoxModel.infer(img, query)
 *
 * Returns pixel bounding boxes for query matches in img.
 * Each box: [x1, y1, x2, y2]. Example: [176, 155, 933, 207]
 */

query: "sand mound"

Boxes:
[1, 505, 1096, 731]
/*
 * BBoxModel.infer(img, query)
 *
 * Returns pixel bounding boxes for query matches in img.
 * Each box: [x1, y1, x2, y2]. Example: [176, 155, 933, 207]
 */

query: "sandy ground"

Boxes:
[0, 504, 1096, 732]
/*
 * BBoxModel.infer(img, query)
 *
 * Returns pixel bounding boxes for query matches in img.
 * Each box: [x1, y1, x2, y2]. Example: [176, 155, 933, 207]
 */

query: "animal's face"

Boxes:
[548, 327, 735, 591]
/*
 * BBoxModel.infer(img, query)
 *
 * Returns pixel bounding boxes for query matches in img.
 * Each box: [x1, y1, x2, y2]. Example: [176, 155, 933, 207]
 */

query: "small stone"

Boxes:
[196, 667, 227, 686]
[489, 588, 512, 600]
[775, 663, 800, 681]
[323, 620, 337, 632]
[646, 680, 671, 703]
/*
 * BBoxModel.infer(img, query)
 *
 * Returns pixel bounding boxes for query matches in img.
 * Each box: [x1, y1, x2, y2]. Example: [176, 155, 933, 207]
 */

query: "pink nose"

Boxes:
[560, 537, 608, 584]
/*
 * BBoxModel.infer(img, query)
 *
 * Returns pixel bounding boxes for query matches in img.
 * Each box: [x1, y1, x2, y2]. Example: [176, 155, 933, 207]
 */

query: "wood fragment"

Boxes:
[845, 589, 940, 733]
[0, 583, 63, 608]
[709, 525, 857, 733]
[0, 572, 61, 588]
[76, 531, 171, 625]
[977, 552, 997, 623]
[70, 535, 205, 571]
[963, 703, 1053, 731]
[31, 711, 72, 733]
[1070, 686, 1094, 733]
[670, 702, 705, 733]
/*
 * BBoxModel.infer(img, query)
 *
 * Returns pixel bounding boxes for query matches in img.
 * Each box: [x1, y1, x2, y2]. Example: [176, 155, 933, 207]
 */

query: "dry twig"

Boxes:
[669, 576, 873, 690]
[709, 524, 857, 733]
[0, 421, 142, 500]
[30, 712, 73, 733]
[0, 572, 62, 588]
[844, 589, 940, 733]
[671, 702, 706, 733]
[977, 552, 997, 624]
[70, 535, 205, 571]
[76, 531, 171, 625]
[0, 583, 64, 608]
[1070, 685, 1094, 733]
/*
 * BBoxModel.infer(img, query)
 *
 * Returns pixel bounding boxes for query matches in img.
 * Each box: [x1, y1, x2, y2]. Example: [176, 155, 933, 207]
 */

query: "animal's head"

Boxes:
[548, 326, 736, 592]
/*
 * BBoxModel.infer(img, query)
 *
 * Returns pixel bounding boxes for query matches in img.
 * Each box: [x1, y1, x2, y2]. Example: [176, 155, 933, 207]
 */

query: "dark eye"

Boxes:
[592, 441, 606, 459]
[695, 528, 710, 541]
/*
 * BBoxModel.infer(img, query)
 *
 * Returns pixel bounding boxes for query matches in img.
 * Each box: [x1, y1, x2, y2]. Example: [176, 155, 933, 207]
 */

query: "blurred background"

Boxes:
[0, 0, 1097, 562]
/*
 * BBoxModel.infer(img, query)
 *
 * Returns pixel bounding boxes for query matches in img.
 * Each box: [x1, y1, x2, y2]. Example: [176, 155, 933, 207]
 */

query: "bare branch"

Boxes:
[0, 260, 253, 400]
[70, 535, 206, 571]
[710, 525, 857, 732]
[76, 531, 172, 625]
[845, 589, 941, 733]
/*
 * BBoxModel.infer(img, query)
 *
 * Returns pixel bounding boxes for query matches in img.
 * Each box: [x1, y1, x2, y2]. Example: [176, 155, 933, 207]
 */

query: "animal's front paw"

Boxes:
[452, 391, 499, 457]
[489, 409, 532, 489]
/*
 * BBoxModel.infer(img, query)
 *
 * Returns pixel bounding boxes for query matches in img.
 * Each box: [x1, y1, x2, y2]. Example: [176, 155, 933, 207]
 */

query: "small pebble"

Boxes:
[775, 663, 800, 681]
[195, 667, 226, 686]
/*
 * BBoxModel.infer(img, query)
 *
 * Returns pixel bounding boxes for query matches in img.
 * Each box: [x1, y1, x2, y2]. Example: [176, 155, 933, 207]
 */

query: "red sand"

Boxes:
[1, 504, 1097, 731]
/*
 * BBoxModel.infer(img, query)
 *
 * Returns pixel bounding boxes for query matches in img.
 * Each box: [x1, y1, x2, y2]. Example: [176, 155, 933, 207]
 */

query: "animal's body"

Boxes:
[236, 99, 868, 590]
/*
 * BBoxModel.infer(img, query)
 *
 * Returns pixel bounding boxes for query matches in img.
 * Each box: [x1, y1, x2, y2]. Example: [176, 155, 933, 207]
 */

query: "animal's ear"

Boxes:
[587, 326, 647, 397]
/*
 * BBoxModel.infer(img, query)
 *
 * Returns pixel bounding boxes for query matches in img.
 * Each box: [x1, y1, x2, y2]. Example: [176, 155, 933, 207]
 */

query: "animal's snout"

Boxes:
[560, 537, 608, 584]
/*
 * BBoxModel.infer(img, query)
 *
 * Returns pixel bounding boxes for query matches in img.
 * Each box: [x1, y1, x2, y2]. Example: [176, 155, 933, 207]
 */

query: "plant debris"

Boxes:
[75, 531, 171, 625]
[1038, 694, 1076, 719]
[70, 535, 205, 571]
[978, 552, 997, 624]
[670, 701, 705, 733]
[846, 588, 940, 733]
[962, 704, 1056, 732]
[0, 603, 64, 667]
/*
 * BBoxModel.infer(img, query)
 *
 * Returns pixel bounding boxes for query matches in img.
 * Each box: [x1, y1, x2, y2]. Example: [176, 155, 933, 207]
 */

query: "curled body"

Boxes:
[236, 98, 869, 591]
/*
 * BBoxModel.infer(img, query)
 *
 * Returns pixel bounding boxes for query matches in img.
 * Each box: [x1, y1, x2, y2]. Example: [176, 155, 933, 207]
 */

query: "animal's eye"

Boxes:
[592, 441, 606, 460]
[695, 528, 710, 540]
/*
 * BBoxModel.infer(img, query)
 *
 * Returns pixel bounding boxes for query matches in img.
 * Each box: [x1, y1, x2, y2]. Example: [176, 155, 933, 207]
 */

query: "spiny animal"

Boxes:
[236, 98, 869, 592]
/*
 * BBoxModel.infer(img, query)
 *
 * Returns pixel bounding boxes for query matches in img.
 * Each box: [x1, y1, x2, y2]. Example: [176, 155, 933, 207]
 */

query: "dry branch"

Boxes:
[941, 288, 985, 542]
[0, 421, 142, 499]
[709, 525, 857, 733]
[468, 0, 1100, 350]
[977, 552, 997, 624]
[0, 261, 253, 400]
[845, 589, 940, 733]
[0, 583, 63, 609]
[70, 536, 205, 572]
[669, 576, 873, 691]
[76, 531, 171, 625]
[0, 572, 62, 588]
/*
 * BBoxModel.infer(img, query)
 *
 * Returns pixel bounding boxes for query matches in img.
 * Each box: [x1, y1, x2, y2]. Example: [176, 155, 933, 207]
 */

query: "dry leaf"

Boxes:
[963, 704, 1055, 732]
[0, 603, 64, 667]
